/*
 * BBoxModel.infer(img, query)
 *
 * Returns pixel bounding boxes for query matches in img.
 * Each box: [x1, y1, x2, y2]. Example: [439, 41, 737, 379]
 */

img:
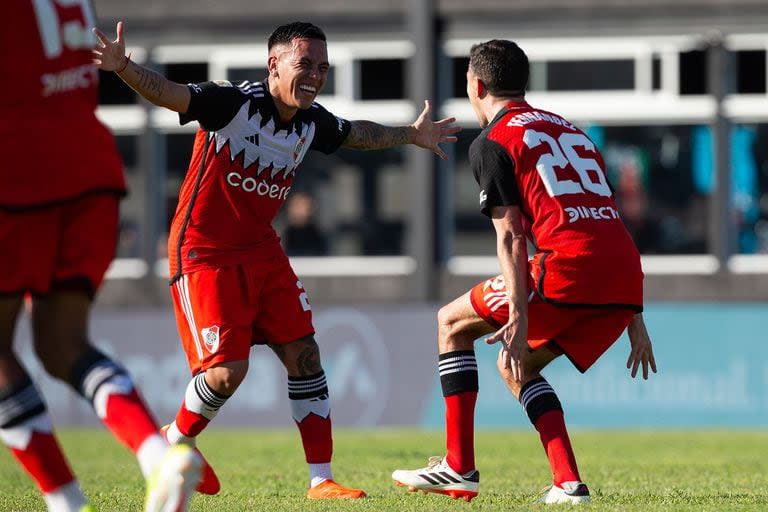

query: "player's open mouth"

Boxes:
[298, 84, 317, 96]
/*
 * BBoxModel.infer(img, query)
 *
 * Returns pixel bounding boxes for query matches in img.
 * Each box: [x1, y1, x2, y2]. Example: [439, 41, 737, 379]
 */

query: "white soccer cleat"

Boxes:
[539, 481, 591, 504]
[392, 456, 479, 502]
[145, 444, 202, 512]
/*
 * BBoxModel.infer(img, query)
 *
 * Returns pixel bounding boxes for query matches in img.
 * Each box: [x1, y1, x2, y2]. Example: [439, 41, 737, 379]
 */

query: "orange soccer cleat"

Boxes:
[306, 479, 367, 500]
[160, 424, 221, 495]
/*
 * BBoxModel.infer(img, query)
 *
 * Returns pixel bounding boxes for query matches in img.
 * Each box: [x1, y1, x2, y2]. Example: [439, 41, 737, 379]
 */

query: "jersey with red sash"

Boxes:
[471, 102, 643, 310]
[168, 80, 351, 280]
[0, 0, 124, 208]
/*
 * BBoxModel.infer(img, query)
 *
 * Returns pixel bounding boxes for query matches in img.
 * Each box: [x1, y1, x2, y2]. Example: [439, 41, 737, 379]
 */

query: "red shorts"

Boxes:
[171, 257, 315, 375]
[470, 275, 635, 372]
[0, 194, 119, 297]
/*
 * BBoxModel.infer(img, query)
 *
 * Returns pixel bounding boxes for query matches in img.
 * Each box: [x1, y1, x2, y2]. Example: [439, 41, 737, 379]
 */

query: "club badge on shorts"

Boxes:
[201, 325, 220, 353]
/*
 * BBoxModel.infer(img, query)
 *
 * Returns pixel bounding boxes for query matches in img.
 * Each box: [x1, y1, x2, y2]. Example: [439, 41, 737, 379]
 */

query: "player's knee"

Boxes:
[205, 360, 248, 396]
[279, 335, 323, 375]
[33, 339, 82, 381]
[437, 303, 461, 340]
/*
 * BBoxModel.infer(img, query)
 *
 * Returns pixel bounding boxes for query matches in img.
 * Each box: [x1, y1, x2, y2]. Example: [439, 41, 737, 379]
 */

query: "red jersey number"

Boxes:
[523, 130, 612, 198]
[32, 0, 95, 59]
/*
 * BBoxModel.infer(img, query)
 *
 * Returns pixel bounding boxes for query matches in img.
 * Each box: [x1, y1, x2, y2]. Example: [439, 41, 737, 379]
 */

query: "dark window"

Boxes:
[98, 69, 136, 104]
[359, 59, 404, 100]
[452, 57, 470, 98]
[165, 62, 208, 85]
[165, 133, 196, 177]
[679, 50, 707, 95]
[545, 59, 635, 91]
[652, 55, 662, 90]
[736, 50, 766, 94]
[114, 135, 138, 170]
[226, 67, 268, 84]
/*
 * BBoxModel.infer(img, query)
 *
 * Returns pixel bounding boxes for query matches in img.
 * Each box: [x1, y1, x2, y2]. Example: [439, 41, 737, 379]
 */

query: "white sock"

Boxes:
[165, 421, 194, 445]
[43, 480, 88, 512]
[136, 433, 169, 478]
[309, 463, 333, 488]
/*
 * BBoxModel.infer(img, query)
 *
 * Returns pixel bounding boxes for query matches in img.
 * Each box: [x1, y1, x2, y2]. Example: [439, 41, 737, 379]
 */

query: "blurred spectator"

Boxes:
[117, 220, 141, 257]
[282, 191, 330, 256]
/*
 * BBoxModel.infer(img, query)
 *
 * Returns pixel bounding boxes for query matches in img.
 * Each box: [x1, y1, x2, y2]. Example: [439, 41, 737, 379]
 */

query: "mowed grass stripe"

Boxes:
[0, 430, 766, 511]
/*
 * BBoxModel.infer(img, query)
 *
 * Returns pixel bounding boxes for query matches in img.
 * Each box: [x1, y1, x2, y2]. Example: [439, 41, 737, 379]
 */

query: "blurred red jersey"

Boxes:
[0, 1, 124, 208]
[471, 102, 643, 309]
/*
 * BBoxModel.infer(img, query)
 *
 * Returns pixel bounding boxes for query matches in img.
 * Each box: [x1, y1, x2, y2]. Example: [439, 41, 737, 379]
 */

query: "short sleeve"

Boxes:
[308, 103, 352, 154]
[179, 81, 250, 132]
[470, 135, 521, 217]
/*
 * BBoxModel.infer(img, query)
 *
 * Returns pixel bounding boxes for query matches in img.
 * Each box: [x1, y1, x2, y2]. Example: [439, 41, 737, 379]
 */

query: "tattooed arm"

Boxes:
[343, 100, 461, 160]
[93, 22, 191, 113]
[343, 121, 415, 150]
[114, 59, 191, 113]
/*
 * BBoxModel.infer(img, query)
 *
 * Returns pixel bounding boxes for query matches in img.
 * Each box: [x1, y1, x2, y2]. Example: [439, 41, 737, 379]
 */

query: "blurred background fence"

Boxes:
[92, 0, 768, 305]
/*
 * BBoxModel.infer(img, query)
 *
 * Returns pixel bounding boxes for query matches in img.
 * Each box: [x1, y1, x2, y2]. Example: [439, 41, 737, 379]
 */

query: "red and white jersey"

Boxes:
[471, 101, 643, 309]
[168, 80, 351, 279]
[0, 1, 124, 208]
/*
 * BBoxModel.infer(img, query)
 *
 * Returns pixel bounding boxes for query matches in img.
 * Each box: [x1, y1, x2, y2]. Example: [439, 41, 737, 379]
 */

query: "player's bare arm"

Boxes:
[343, 100, 461, 160]
[484, 205, 529, 382]
[92, 22, 191, 113]
[626, 313, 657, 379]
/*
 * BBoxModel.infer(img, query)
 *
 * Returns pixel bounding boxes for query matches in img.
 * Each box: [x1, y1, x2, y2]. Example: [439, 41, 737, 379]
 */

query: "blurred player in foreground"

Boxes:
[0, 1, 201, 511]
[392, 39, 656, 504]
[93, 20, 459, 499]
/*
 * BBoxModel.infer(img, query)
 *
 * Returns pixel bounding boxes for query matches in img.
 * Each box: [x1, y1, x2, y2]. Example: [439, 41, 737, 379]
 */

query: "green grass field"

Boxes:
[0, 429, 766, 511]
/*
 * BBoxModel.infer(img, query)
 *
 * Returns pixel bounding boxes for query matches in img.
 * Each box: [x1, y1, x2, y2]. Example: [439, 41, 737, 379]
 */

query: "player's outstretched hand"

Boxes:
[410, 100, 461, 160]
[92, 21, 127, 72]
[626, 313, 657, 379]
[485, 318, 527, 382]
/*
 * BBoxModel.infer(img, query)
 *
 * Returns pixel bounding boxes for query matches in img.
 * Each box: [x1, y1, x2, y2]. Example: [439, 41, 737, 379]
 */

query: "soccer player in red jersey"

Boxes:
[392, 40, 657, 504]
[0, 2, 201, 512]
[93, 20, 459, 499]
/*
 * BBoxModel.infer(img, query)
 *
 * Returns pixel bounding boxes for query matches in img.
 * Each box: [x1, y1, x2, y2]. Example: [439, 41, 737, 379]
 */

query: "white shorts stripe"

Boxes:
[177, 276, 203, 360]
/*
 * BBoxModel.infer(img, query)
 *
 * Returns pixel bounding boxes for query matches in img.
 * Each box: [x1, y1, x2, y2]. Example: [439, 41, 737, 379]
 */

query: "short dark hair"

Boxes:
[268, 22, 326, 50]
[469, 39, 529, 96]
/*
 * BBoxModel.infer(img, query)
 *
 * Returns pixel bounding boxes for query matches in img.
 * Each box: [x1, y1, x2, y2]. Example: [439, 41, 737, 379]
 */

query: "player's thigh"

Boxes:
[554, 308, 636, 373]
[53, 194, 120, 297]
[438, 290, 496, 351]
[0, 208, 59, 295]
[0, 295, 23, 349]
[171, 267, 254, 376]
[0, 295, 25, 386]
[30, 291, 91, 379]
[468, 272, 542, 328]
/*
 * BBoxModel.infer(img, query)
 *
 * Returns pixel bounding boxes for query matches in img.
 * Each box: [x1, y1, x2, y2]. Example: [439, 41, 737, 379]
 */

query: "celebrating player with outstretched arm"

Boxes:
[392, 39, 656, 504]
[93, 19, 460, 500]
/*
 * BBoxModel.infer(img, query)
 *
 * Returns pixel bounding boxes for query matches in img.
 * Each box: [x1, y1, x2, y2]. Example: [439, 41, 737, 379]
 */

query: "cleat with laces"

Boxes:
[306, 479, 367, 499]
[392, 456, 479, 502]
[539, 481, 590, 504]
[144, 444, 202, 512]
[160, 424, 220, 495]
